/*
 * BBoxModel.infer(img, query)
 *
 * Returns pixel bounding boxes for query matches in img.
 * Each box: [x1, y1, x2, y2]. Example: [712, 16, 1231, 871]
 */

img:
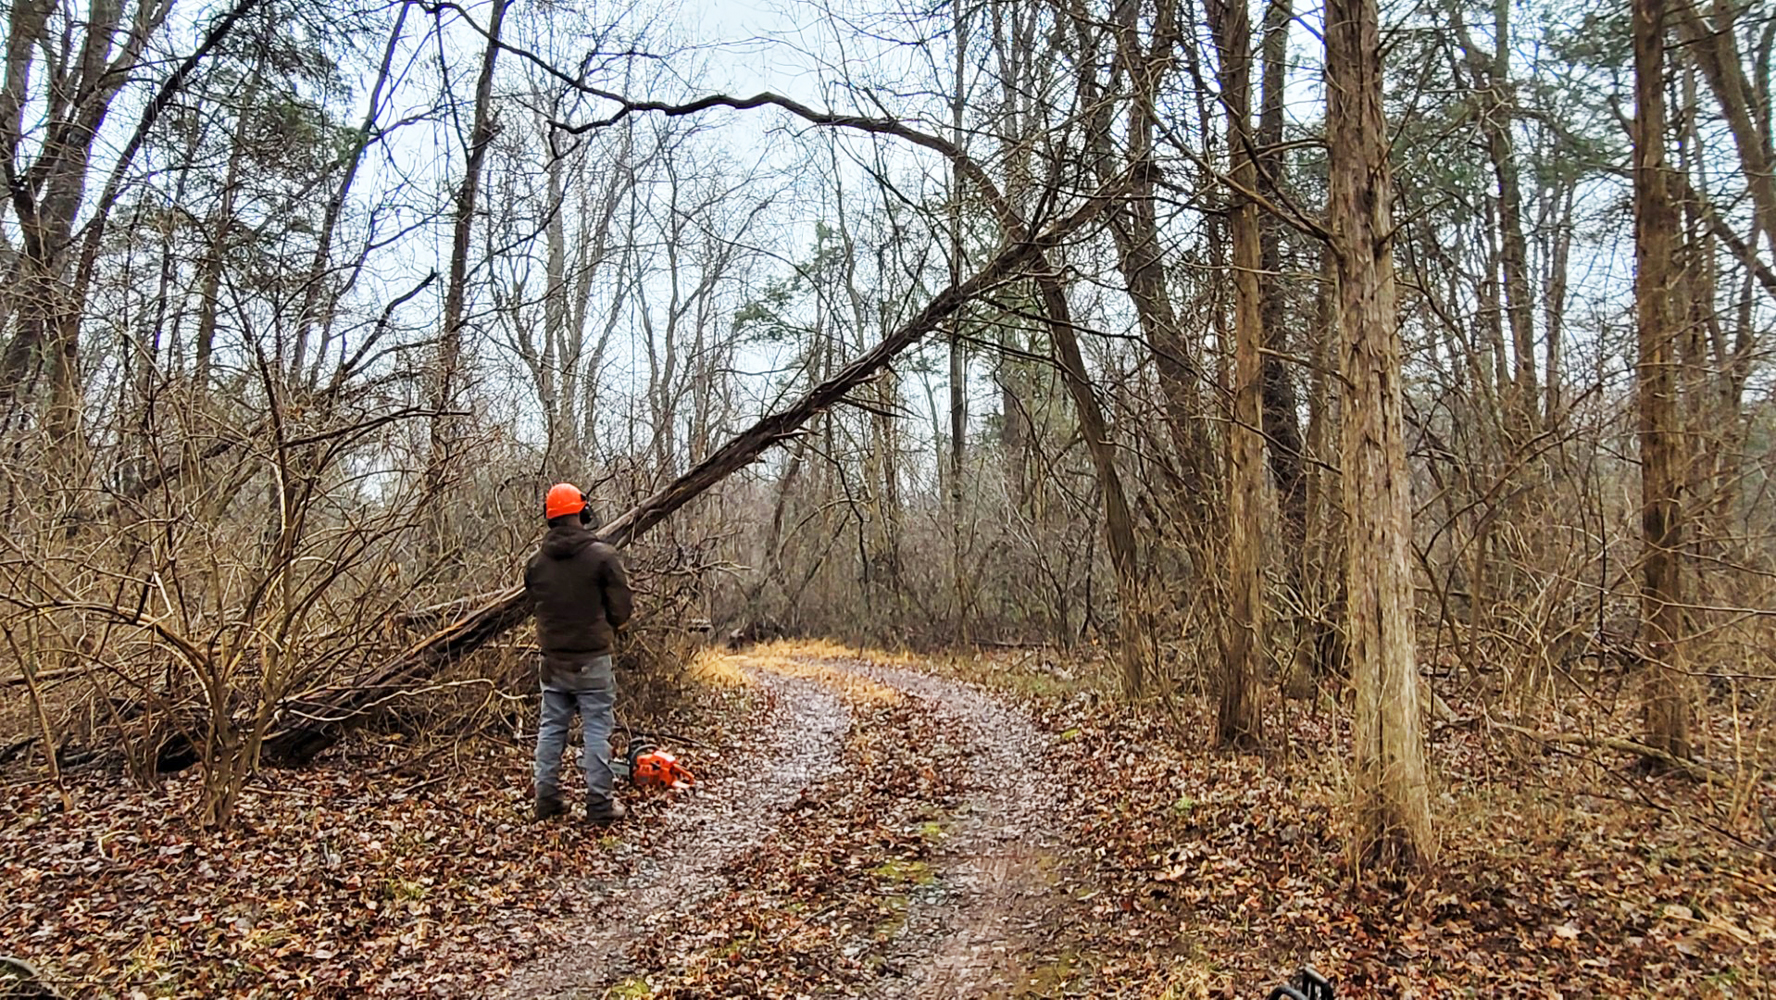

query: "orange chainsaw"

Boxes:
[611, 736, 694, 789]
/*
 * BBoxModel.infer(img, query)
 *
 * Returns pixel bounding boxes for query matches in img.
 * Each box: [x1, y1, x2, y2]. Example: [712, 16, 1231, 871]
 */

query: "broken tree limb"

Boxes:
[1671, 172, 1776, 303]
[0, 665, 84, 688]
[589, 173, 1125, 552]
[1493, 722, 1732, 786]
[259, 187, 1123, 765]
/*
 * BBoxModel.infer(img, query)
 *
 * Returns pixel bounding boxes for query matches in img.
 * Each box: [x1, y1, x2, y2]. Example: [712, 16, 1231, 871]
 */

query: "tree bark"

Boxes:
[1209, 0, 1266, 747]
[1632, 0, 1693, 761]
[1257, 0, 1305, 541]
[1326, 0, 1435, 868]
[427, 0, 509, 541]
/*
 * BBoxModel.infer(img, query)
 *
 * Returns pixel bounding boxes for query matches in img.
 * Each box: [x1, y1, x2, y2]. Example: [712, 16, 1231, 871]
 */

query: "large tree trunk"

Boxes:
[1326, 0, 1435, 868]
[1633, 0, 1693, 761]
[1257, 0, 1305, 541]
[426, 0, 509, 544]
[947, 0, 970, 639]
[1210, 0, 1266, 747]
[291, 0, 412, 389]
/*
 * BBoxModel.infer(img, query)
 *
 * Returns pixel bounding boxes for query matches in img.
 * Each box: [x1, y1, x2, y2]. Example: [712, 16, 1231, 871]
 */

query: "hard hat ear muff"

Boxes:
[578, 500, 592, 525]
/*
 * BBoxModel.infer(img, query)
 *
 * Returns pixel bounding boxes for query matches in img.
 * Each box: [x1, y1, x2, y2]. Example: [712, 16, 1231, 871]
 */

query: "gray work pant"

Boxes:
[534, 654, 617, 805]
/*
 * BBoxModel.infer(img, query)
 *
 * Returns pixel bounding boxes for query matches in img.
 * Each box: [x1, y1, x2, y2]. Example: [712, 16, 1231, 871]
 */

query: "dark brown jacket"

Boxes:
[524, 523, 633, 680]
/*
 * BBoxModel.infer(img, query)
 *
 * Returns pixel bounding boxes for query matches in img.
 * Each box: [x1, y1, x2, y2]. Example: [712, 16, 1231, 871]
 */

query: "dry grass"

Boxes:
[725, 642, 904, 703]
[750, 637, 921, 668]
[686, 647, 757, 689]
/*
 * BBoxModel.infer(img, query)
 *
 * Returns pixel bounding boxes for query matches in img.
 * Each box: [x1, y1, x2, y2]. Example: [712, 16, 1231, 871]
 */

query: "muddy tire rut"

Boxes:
[495, 669, 850, 999]
[849, 661, 1066, 1000]
[499, 653, 1068, 999]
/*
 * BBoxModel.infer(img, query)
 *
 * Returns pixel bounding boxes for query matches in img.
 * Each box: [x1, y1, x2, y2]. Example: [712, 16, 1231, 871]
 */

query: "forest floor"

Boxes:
[3, 642, 1774, 998]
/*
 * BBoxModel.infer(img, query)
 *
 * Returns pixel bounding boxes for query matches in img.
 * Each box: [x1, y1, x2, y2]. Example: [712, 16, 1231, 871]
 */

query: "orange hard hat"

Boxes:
[544, 482, 587, 521]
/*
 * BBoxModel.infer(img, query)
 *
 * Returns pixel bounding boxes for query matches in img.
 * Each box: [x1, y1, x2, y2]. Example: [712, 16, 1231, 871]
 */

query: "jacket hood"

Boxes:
[540, 523, 598, 559]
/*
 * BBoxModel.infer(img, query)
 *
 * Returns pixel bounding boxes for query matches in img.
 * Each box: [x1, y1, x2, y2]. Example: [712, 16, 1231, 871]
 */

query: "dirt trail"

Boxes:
[499, 652, 1067, 999]
[494, 669, 851, 999]
[843, 660, 1066, 999]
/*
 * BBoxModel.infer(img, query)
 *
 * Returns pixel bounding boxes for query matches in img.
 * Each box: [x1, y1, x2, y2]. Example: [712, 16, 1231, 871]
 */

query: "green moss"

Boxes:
[604, 977, 652, 999]
[869, 858, 935, 885]
[1022, 948, 1080, 995]
[872, 893, 909, 940]
[382, 878, 427, 901]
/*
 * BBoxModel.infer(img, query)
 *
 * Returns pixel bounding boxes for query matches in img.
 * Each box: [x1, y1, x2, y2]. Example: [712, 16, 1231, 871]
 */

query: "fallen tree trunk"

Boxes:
[390, 591, 512, 630]
[1493, 722, 1731, 786]
[259, 189, 1120, 764]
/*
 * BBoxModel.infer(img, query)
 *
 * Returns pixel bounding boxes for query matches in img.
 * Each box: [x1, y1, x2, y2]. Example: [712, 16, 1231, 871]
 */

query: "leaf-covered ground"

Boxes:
[936, 649, 1776, 997]
[0, 671, 761, 998]
[4, 643, 1773, 998]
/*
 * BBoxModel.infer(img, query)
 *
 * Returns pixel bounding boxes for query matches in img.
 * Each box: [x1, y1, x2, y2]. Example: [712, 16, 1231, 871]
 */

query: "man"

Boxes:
[524, 482, 634, 824]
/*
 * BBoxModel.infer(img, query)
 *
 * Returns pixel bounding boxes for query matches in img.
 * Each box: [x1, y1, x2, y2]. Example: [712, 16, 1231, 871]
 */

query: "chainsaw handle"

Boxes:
[1268, 966, 1332, 1000]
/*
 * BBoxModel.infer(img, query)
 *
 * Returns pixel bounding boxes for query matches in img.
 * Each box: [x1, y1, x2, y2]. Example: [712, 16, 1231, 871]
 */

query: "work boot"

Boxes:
[534, 794, 566, 821]
[586, 797, 627, 826]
